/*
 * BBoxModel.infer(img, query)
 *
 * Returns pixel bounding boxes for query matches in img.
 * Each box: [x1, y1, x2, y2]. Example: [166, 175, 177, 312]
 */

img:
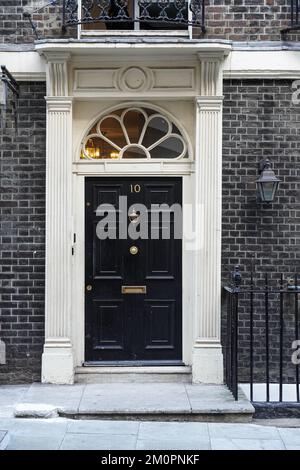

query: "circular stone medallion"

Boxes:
[118, 67, 151, 92]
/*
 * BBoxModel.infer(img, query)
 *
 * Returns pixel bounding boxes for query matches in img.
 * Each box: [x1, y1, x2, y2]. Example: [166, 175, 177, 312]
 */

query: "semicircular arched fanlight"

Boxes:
[81, 107, 188, 160]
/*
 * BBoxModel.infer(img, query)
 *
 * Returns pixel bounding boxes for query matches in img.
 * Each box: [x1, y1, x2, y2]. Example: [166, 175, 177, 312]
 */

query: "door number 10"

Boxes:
[130, 184, 141, 193]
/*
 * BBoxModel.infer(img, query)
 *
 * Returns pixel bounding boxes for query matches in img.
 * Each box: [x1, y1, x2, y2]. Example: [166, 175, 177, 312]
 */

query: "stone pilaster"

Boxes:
[192, 53, 225, 383]
[41, 53, 74, 384]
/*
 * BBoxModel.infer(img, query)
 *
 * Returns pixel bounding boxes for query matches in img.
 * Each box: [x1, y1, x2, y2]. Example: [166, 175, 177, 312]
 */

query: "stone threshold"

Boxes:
[10, 383, 254, 423]
[75, 365, 192, 384]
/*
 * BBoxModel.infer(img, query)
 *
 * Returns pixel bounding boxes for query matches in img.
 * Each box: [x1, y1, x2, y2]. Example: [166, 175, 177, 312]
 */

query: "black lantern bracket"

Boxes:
[0, 65, 20, 133]
[23, 0, 58, 40]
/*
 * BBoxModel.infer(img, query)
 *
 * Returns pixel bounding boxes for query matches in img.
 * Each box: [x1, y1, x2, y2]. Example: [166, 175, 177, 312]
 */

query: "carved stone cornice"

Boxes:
[44, 52, 71, 97]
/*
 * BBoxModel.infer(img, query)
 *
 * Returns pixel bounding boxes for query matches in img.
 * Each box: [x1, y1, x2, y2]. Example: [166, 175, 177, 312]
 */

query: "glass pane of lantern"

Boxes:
[261, 181, 276, 202]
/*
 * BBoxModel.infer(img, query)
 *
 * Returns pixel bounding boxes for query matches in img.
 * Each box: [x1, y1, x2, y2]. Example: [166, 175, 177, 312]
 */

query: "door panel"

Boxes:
[85, 177, 182, 363]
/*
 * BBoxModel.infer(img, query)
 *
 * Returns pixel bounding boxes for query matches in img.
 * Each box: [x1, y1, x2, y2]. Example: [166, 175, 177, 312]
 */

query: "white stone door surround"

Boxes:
[38, 44, 230, 384]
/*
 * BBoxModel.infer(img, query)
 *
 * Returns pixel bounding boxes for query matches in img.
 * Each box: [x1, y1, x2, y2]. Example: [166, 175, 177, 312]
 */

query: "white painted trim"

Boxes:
[223, 50, 300, 79]
[7, 72, 46, 81]
[224, 70, 300, 79]
[72, 161, 194, 175]
[80, 30, 189, 37]
[3, 49, 300, 82]
[76, 366, 191, 374]
[35, 42, 232, 55]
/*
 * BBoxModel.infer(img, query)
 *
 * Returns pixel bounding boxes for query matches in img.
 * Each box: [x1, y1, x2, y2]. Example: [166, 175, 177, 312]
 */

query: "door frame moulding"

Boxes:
[41, 48, 227, 383]
[71, 166, 195, 370]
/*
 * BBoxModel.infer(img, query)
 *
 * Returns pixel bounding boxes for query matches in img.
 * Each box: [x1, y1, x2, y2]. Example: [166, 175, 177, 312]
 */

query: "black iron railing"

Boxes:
[224, 267, 300, 403]
[282, 0, 300, 33]
[62, 0, 206, 33]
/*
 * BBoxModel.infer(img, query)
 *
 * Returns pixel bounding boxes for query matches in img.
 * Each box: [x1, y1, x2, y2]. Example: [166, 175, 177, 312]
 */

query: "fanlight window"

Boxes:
[81, 107, 188, 160]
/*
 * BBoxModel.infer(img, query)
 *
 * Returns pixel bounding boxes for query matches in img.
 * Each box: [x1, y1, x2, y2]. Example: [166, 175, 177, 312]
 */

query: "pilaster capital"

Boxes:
[46, 96, 73, 113]
[196, 95, 223, 111]
[197, 52, 225, 96]
[43, 51, 71, 63]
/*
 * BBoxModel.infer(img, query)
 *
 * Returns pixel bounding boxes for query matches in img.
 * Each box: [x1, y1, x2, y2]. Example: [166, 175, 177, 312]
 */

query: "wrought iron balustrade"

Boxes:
[282, 0, 300, 33]
[62, 0, 206, 33]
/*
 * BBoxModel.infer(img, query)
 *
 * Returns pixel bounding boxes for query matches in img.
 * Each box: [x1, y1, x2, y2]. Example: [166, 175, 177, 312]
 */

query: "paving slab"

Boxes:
[136, 438, 211, 450]
[6, 434, 63, 451]
[138, 421, 209, 441]
[0, 419, 16, 432]
[210, 438, 285, 450]
[208, 423, 281, 440]
[78, 383, 191, 415]
[67, 419, 139, 435]
[60, 432, 137, 450]
[12, 418, 68, 438]
[0, 431, 7, 448]
[137, 422, 210, 450]
[0, 385, 30, 418]
[278, 427, 300, 446]
[20, 383, 85, 414]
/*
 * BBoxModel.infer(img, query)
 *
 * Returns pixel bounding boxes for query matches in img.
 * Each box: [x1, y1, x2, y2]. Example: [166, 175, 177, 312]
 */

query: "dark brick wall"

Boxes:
[0, 78, 299, 385]
[0, 0, 299, 44]
[0, 82, 46, 384]
[0, 0, 64, 44]
[222, 79, 300, 382]
[204, 0, 299, 41]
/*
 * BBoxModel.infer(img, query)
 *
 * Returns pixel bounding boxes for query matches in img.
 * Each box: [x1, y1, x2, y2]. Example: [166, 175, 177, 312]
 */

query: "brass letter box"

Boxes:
[121, 286, 147, 294]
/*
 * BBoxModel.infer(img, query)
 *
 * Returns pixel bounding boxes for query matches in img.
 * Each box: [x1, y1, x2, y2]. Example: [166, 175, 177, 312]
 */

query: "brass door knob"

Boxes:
[129, 246, 139, 255]
[86, 284, 92, 291]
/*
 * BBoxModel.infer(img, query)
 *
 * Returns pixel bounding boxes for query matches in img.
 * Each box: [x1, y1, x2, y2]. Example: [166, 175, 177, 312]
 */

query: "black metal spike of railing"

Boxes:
[281, 0, 300, 33]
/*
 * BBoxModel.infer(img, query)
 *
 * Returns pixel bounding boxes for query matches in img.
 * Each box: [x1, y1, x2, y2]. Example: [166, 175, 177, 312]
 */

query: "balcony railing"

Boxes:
[282, 0, 300, 33]
[62, 0, 206, 34]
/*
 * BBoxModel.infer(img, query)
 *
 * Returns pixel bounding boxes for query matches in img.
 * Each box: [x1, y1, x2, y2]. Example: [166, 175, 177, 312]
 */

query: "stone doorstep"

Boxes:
[12, 383, 254, 423]
[75, 366, 192, 384]
[59, 412, 254, 423]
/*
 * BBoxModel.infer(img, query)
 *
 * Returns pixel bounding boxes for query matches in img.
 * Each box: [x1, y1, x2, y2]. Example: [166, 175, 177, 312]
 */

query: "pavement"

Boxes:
[0, 383, 299, 450]
[0, 417, 300, 450]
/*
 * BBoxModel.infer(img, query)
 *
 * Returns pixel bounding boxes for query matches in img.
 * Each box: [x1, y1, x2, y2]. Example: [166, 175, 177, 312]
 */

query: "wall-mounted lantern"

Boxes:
[255, 158, 281, 203]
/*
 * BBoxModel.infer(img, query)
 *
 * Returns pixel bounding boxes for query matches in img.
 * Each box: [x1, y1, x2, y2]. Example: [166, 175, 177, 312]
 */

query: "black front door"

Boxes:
[85, 177, 182, 364]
